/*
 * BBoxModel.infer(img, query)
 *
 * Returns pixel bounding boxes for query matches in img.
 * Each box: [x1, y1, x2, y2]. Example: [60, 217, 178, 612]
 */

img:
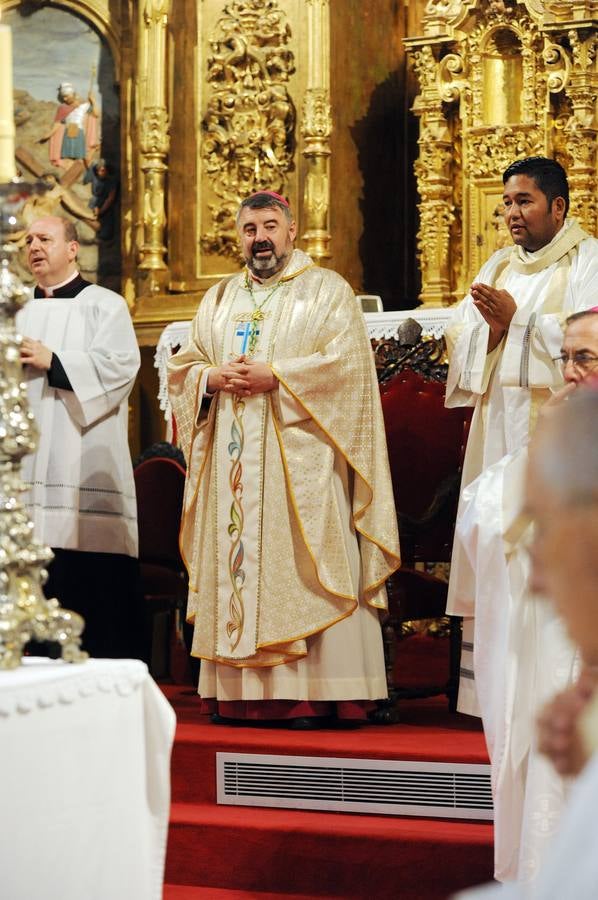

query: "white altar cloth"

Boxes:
[154, 308, 453, 426]
[0, 657, 176, 900]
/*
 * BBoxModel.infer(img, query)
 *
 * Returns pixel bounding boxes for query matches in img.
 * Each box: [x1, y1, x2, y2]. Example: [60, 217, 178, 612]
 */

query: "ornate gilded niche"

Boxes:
[135, 0, 333, 343]
[406, 0, 598, 307]
[199, 2, 297, 261]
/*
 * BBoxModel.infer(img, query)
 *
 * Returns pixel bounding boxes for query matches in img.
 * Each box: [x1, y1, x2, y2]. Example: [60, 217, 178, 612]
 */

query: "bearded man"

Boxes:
[445, 156, 598, 881]
[168, 190, 400, 728]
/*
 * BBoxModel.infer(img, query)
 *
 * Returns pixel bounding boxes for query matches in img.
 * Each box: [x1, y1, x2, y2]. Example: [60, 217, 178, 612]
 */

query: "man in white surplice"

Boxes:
[168, 191, 400, 728]
[444, 157, 598, 882]
[20, 216, 140, 658]
[454, 388, 598, 900]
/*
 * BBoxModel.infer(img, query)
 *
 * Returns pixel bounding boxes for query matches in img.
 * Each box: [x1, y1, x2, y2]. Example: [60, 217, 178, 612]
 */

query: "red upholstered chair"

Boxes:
[373, 322, 472, 720]
[134, 446, 189, 680]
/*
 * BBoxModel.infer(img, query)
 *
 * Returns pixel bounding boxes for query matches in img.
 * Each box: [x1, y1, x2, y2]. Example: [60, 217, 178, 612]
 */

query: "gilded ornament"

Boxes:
[468, 127, 544, 178]
[139, 107, 170, 157]
[304, 171, 329, 229]
[438, 53, 466, 104]
[408, 0, 597, 305]
[200, 0, 296, 259]
[412, 46, 438, 94]
[423, 0, 471, 32]
[135, 0, 170, 281]
[543, 40, 571, 93]
[301, 89, 332, 141]
[143, 0, 169, 26]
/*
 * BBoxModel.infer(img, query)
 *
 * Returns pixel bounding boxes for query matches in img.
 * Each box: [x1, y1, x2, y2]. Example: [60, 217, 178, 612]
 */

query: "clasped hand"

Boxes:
[537, 669, 597, 777]
[471, 283, 517, 351]
[20, 337, 52, 371]
[208, 355, 277, 397]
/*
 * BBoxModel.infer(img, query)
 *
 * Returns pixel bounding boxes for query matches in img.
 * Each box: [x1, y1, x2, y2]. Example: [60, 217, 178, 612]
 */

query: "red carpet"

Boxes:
[163, 635, 493, 899]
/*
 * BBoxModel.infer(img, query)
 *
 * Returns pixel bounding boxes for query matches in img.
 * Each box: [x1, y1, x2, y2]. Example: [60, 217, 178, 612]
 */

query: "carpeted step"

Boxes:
[165, 801, 493, 900]
[163, 885, 339, 899]
[162, 884, 342, 900]
[166, 687, 488, 806]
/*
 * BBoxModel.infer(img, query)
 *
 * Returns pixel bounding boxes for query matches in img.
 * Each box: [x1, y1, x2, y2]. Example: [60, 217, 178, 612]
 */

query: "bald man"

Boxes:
[456, 387, 598, 899]
[21, 216, 140, 657]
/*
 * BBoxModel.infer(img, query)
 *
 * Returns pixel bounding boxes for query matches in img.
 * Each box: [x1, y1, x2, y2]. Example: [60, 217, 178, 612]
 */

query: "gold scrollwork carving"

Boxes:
[144, 0, 169, 25]
[139, 106, 170, 157]
[408, 0, 597, 305]
[438, 53, 466, 104]
[304, 169, 328, 229]
[543, 39, 571, 93]
[417, 202, 455, 290]
[568, 29, 598, 72]
[468, 127, 544, 178]
[301, 88, 332, 142]
[412, 45, 438, 94]
[558, 28, 598, 234]
[200, 0, 296, 259]
[423, 0, 471, 32]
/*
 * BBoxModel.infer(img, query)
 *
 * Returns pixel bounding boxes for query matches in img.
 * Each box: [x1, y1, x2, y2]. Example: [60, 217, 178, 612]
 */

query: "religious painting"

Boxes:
[4, 4, 120, 290]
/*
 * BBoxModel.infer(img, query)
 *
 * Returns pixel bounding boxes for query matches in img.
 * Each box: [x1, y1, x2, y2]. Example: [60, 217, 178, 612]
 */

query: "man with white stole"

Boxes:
[168, 190, 400, 728]
[444, 157, 598, 881]
[454, 387, 598, 900]
[21, 215, 140, 658]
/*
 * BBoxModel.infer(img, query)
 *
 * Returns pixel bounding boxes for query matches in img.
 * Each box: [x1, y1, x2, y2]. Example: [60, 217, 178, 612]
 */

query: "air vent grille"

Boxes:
[217, 752, 493, 820]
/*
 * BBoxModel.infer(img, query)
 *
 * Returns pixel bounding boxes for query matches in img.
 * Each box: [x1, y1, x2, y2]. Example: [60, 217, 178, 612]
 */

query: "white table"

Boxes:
[0, 657, 176, 900]
[154, 308, 453, 428]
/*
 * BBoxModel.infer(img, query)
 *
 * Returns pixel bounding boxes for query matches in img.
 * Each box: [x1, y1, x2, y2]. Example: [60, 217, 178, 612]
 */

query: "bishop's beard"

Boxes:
[246, 241, 291, 278]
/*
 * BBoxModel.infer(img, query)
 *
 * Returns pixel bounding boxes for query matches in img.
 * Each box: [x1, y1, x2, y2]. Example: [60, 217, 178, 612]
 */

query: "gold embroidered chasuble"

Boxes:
[168, 250, 400, 670]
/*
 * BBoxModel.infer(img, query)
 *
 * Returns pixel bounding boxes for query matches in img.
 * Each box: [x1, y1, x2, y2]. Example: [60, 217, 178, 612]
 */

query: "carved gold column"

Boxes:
[562, 29, 598, 234]
[301, 0, 332, 262]
[411, 45, 456, 307]
[137, 0, 170, 290]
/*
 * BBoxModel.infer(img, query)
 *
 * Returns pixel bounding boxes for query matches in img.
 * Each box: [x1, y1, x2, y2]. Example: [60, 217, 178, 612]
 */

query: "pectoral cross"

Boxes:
[235, 322, 253, 355]
[234, 309, 268, 356]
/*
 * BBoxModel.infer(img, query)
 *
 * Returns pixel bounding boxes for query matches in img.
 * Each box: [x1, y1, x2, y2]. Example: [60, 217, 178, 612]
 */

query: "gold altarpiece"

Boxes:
[2, 0, 596, 439]
[407, 0, 598, 306]
[0, 0, 333, 348]
[130, 0, 333, 346]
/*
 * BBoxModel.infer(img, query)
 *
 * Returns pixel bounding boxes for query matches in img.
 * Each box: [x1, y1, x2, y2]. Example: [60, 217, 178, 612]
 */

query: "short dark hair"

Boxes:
[566, 308, 598, 327]
[503, 156, 569, 216]
[61, 218, 79, 243]
[236, 191, 292, 225]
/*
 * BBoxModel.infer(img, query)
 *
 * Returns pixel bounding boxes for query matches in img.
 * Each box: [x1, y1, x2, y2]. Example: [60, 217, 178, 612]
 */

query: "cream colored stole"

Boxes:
[481, 220, 590, 432]
[213, 280, 286, 661]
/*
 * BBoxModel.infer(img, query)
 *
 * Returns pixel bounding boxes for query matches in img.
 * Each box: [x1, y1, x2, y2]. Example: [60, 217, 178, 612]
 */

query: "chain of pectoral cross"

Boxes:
[238, 276, 283, 356]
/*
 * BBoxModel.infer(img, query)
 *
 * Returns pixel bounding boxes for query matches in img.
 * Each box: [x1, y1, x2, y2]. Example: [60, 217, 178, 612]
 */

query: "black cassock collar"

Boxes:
[34, 274, 93, 299]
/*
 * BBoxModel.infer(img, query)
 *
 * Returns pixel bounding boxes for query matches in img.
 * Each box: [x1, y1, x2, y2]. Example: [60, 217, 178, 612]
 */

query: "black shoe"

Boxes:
[331, 717, 364, 730]
[288, 716, 330, 730]
[211, 712, 241, 725]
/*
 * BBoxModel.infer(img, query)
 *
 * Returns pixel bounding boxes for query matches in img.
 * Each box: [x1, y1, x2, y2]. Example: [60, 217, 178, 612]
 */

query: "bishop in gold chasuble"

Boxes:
[168, 193, 400, 721]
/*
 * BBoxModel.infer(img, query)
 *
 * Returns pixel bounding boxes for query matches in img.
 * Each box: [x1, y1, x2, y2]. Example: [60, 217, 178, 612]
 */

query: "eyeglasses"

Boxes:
[553, 351, 598, 371]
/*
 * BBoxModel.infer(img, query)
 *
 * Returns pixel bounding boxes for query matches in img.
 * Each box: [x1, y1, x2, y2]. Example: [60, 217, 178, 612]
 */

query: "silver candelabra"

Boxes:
[0, 180, 87, 667]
